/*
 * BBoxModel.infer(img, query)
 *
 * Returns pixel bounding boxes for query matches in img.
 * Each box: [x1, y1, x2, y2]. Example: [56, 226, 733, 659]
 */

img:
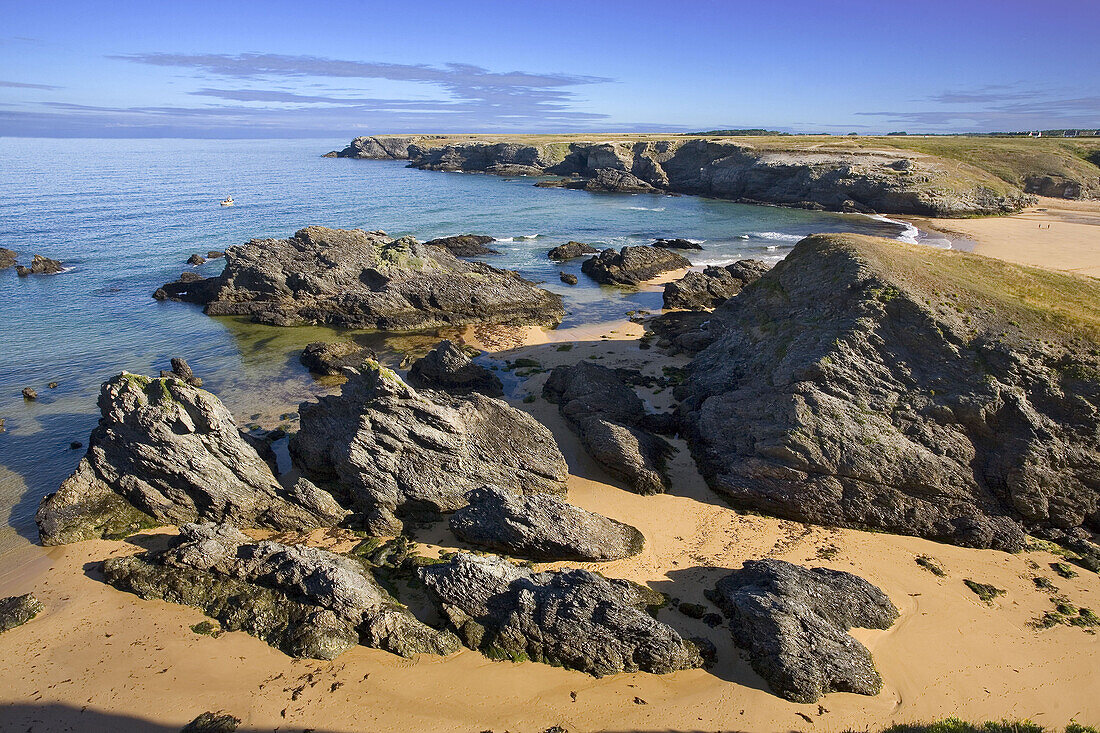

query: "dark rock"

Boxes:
[103, 523, 459, 660]
[581, 246, 691, 287]
[583, 168, 657, 193]
[205, 250, 225, 259]
[178, 271, 203, 283]
[406, 340, 503, 396]
[180, 711, 240, 732]
[559, 272, 578, 285]
[418, 552, 705, 676]
[299, 341, 376, 376]
[548, 242, 598, 261]
[653, 238, 703, 250]
[663, 259, 771, 310]
[290, 362, 567, 534]
[15, 266, 30, 277]
[0, 248, 16, 269]
[709, 559, 898, 703]
[0, 418, 5, 433]
[161, 357, 203, 387]
[543, 361, 672, 494]
[0, 593, 43, 633]
[21, 387, 37, 401]
[187, 254, 207, 266]
[48, 382, 59, 389]
[329, 135, 420, 160]
[155, 226, 564, 331]
[36, 373, 348, 546]
[69, 441, 82, 450]
[450, 486, 645, 561]
[681, 233, 1100, 549]
[30, 255, 64, 274]
[423, 235, 499, 256]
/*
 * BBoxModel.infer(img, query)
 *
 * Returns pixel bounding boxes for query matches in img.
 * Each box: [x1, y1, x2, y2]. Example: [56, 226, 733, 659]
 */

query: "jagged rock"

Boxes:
[663, 259, 771, 310]
[159, 357, 202, 387]
[154, 226, 563, 330]
[15, 255, 64, 276]
[406, 340, 503, 396]
[708, 559, 898, 703]
[0, 594, 43, 633]
[21, 387, 37, 401]
[103, 523, 459, 660]
[581, 246, 691, 287]
[328, 135, 422, 160]
[682, 233, 1100, 549]
[560, 272, 578, 285]
[187, 254, 207, 266]
[299, 341, 376, 376]
[179, 271, 203, 283]
[290, 362, 567, 534]
[423, 235, 499, 256]
[0, 418, 6, 433]
[543, 361, 672, 494]
[450, 486, 644, 561]
[584, 168, 657, 193]
[548, 241, 598, 261]
[653, 238, 703, 250]
[418, 552, 705, 676]
[181, 711, 240, 732]
[206, 250, 225, 259]
[36, 373, 347, 546]
[0, 248, 15, 269]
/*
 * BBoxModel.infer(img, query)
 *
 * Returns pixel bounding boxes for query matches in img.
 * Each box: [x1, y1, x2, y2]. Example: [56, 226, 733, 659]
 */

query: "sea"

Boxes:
[0, 137, 954, 557]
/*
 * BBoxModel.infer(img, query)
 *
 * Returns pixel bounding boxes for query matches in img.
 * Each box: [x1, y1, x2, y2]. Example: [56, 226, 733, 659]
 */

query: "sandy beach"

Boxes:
[1, 321, 1098, 732]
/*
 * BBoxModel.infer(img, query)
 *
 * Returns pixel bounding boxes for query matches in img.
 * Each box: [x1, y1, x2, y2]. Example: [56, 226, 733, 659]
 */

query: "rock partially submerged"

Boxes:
[299, 341, 376, 376]
[708, 559, 898, 703]
[544, 361, 673, 494]
[559, 272, 578, 285]
[418, 552, 705, 676]
[36, 373, 346, 546]
[187, 254, 206, 266]
[103, 523, 458, 660]
[406, 340, 503, 396]
[155, 226, 563, 330]
[290, 362, 567, 534]
[423, 234, 499, 256]
[547, 241, 598, 261]
[653, 238, 703, 250]
[15, 255, 64, 276]
[0, 248, 16, 269]
[450, 486, 644, 561]
[682, 233, 1100, 549]
[582, 246, 691, 287]
[0, 594, 43, 633]
[663, 259, 771, 310]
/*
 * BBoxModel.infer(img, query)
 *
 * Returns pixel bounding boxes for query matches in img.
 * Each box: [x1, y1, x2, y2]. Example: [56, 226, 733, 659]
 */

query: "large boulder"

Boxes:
[16, 254, 64, 276]
[708, 559, 898, 703]
[290, 362, 567, 534]
[682, 233, 1100, 549]
[581, 246, 691, 287]
[36, 373, 347, 546]
[547, 241, 598, 261]
[0, 594, 43, 633]
[663, 259, 771, 310]
[652, 238, 703, 250]
[103, 523, 458, 660]
[299, 341, 376, 376]
[406, 340, 503, 396]
[154, 226, 563, 330]
[423, 235, 499, 256]
[450, 486, 644, 561]
[544, 361, 673, 494]
[418, 552, 705, 676]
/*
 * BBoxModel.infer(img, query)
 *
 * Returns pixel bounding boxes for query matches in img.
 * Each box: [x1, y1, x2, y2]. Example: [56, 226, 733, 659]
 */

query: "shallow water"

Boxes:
[0, 137, 928, 553]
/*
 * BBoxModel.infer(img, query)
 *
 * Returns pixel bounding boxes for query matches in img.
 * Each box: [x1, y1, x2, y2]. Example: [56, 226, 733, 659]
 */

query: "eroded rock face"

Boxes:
[418, 552, 705, 676]
[450, 486, 644, 561]
[708, 559, 898, 703]
[682, 233, 1100, 549]
[543, 361, 673, 494]
[36, 373, 347, 546]
[663, 259, 771, 310]
[406, 340, 503, 396]
[299, 341, 376, 376]
[103, 523, 459, 660]
[290, 362, 567, 534]
[0, 248, 16, 269]
[583, 168, 656, 193]
[0, 594, 43, 633]
[328, 135, 422, 160]
[548, 241, 598, 261]
[423, 235, 499, 256]
[581, 246, 691, 287]
[15, 255, 64, 276]
[154, 227, 563, 331]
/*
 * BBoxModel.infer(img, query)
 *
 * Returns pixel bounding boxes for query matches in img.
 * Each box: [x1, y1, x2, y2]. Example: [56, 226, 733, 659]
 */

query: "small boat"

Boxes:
[220, 196, 235, 207]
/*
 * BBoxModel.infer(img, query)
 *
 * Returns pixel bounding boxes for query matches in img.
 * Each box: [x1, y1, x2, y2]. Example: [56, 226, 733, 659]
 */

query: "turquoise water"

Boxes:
[0, 137, 925, 553]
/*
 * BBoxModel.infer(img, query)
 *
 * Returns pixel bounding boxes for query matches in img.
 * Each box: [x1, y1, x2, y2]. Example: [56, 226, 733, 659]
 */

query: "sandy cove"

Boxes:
[1, 320, 1098, 732]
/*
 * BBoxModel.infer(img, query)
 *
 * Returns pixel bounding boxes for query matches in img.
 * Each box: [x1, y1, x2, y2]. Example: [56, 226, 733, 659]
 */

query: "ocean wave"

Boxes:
[864, 214, 921, 245]
[626, 206, 666, 211]
[495, 233, 542, 242]
[748, 231, 804, 243]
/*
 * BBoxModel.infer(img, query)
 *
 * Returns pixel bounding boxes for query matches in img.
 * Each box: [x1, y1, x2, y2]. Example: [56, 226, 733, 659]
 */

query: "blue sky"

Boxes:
[1, 0, 1097, 137]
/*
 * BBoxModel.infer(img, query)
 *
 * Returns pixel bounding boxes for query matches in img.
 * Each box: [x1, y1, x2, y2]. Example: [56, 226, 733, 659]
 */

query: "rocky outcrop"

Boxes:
[544, 361, 673, 494]
[559, 272, 578, 285]
[653, 238, 703, 250]
[290, 362, 567, 534]
[663, 259, 770, 310]
[423, 234, 499, 256]
[187, 254, 206, 266]
[0, 248, 16, 269]
[548, 241, 598, 261]
[36, 373, 347, 546]
[299, 341, 376, 376]
[160, 357, 202, 387]
[581, 246, 691, 287]
[681, 233, 1100, 549]
[181, 711, 240, 732]
[327, 135, 423, 160]
[154, 226, 563, 330]
[103, 523, 459, 660]
[583, 168, 656, 193]
[449, 486, 645, 561]
[708, 559, 898, 703]
[406, 340, 503, 396]
[418, 552, 705, 675]
[16, 255, 64, 276]
[0, 594, 43, 633]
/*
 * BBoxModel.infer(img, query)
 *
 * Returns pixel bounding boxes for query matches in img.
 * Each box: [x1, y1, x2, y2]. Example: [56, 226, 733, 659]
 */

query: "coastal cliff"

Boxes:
[327, 134, 1053, 217]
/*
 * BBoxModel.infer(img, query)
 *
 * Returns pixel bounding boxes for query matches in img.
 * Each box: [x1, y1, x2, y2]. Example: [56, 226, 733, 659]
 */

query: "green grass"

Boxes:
[916, 555, 947, 577]
[860, 719, 1100, 733]
[964, 579, 1006, 604]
